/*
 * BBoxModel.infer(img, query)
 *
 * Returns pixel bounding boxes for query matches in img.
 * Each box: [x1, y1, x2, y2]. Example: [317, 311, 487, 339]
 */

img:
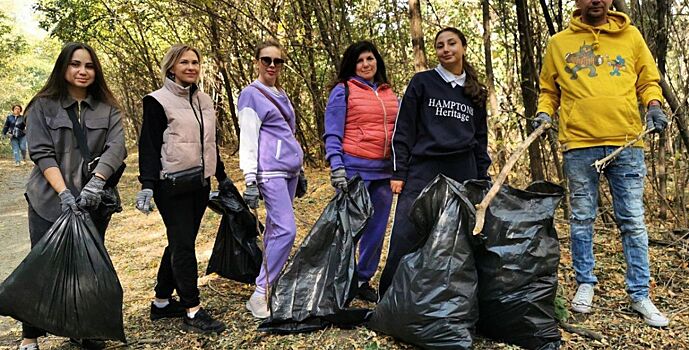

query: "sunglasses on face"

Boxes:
[259, 56, 285, 67]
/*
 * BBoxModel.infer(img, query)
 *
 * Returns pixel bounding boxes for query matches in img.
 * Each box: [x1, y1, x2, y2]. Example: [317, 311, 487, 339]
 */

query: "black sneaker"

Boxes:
[150, 297, 186, 320]
[356, 282, 379, 303]
[69, 339, 106, 350]
[182, 308, 226, 334]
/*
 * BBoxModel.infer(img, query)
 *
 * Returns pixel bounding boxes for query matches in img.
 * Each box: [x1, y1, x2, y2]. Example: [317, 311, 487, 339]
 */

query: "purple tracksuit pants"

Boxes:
[357, 179, 393, 282]
[255, 176, 298, 295]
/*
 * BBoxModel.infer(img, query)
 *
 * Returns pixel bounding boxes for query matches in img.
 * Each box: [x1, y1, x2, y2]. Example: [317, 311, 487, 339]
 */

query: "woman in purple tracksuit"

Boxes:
[238, 40, 307, 319]
[323, 41, 398, 302]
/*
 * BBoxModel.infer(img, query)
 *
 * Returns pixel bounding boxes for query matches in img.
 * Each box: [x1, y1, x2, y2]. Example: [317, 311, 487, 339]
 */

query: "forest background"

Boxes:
[2, 0, 688, 228]
[1, 0, 689, 349]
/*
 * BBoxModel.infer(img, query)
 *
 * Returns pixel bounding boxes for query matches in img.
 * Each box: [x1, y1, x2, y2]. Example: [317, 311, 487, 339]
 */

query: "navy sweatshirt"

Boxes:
[392, 69, 490, 181]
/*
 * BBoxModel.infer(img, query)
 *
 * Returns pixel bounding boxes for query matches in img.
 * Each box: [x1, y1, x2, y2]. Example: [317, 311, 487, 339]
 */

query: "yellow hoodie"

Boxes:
[537, 10, 663, 151]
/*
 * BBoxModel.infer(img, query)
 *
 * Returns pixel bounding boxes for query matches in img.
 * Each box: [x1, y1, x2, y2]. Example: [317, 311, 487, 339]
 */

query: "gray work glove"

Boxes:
[58, 189, 79, 213]
[78, 176, 106, 210]
[296, 170, 307, 198]
[243, 182, 260, 209]
[532, 112, 552, 130]
[646, 105, 668, 133]
[330, 167, 348, 192]
[135, 189, 154, 214]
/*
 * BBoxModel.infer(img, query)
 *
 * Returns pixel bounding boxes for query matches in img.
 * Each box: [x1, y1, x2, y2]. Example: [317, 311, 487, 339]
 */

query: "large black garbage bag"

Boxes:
[462, 180, 564, 350]
[206, 185, 263, 284]
[368, 175, 478, 350]
[258, 176, 373, 334]
[0, 210, 125, 342]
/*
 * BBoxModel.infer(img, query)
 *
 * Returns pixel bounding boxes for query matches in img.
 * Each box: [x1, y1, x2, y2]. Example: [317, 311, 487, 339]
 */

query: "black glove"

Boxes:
[58, 189, 79, 213]
[78, 176, 106, 210]
[218, 177, 234, 195]
[646, 105, 668, 133]
[244, 182, 260, 209]
[135, 189, 154, 214]
[532, 112, 552, 130]
[330, 168, 348, 192]
[296, 170, 307, 198]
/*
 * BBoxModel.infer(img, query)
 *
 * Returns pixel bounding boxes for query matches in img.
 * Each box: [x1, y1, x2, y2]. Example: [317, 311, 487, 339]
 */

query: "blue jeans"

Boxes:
[10, 136, 27, 163]
[563, 147, 650, 301]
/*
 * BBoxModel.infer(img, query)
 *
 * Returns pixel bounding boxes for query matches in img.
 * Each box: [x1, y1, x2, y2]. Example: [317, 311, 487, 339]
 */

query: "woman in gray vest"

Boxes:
[20, 43, 126, 350]
[135, 44, 231, 334]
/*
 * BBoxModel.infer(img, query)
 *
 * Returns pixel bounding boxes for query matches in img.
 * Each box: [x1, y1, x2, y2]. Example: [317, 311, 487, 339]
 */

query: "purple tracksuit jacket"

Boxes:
[238, 80, 303, 184]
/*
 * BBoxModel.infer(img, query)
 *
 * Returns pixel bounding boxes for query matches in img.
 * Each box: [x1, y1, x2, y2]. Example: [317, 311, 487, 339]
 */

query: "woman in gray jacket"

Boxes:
[20, 43, 126, 350]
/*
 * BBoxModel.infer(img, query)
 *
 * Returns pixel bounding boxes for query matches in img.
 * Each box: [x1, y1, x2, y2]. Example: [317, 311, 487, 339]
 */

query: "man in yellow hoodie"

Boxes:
[534, 0, 669, 327]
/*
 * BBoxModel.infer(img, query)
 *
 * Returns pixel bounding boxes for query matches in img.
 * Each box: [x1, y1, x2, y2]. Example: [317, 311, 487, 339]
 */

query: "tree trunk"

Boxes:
[482, 0, 505, 171]
[612, 0, 630, 15]
[208, 9, 240, 146]
[409, 0, 428, 72]
[516, 0, 545, 181]
[655, 0, 669, 220]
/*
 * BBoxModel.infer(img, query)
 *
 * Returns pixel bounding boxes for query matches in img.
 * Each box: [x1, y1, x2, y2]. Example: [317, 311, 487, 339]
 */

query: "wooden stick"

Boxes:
[253, 207, 271, 308]
[104, 338, 161, 350]
[472, 122, 550, 235]
[592, 128, 655, 172]
[559, 322, 604, 341]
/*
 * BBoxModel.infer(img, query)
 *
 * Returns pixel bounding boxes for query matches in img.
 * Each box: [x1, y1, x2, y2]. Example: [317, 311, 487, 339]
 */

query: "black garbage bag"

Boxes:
[258, 176, 373, 334]
[206, 185, 263, 284]
[368, 175, 478, 350]
[462, 180, 564, 350]
[0, 210, 125, 342]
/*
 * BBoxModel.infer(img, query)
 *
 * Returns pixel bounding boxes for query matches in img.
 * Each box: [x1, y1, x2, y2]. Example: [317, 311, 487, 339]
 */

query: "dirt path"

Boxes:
[0, 159, 32, 337]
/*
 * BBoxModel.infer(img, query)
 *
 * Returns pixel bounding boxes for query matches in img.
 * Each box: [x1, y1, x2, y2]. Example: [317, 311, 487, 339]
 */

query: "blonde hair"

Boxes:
[160, 44, 201, 84]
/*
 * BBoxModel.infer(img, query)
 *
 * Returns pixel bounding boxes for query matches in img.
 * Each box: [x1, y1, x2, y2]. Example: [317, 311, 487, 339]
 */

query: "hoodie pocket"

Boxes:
[564, 96, 638, 141]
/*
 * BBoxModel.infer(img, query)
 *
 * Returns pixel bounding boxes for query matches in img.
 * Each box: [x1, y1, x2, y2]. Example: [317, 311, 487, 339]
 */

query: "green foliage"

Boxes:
[554, 287, 570, 323]
[0, 10, 60, 112]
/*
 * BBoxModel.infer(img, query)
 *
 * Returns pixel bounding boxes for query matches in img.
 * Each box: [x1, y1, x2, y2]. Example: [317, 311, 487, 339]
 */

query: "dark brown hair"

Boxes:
[434, 27, 487, 105]
[335, 40, 389, 86]
[11, 105, 22, 113]
[27, 42, 119, 110]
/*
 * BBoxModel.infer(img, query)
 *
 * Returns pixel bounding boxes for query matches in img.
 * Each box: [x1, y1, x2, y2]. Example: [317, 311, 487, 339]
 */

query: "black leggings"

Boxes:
[22, 204, 110, 339]
[153, 182, 210, 309]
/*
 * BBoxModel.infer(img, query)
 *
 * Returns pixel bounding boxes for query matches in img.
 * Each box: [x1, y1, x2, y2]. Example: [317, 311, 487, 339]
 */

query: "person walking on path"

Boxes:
[3, 104, 28, 166]
[378, 27, 491, 296]
[323, 40, 398, 302]
[238, 39, 307, 318]
[135, 44, 231, 334]
[20, 42, 127, 350]
[533, 0, 669, 327]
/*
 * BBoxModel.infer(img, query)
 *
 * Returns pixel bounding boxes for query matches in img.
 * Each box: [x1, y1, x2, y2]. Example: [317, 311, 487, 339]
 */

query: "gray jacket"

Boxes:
[26, 95, 127, 222]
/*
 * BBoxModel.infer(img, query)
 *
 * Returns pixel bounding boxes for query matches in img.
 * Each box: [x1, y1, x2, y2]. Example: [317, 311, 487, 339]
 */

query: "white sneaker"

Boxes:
[571, 283, 594, 313]
[246, 292, 270, 319]
[631, 298, 669, 327]
[19, 343, 39, 350]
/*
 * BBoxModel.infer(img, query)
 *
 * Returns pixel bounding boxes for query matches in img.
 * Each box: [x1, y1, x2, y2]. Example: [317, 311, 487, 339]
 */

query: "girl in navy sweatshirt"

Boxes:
[379, 27, 491, 296]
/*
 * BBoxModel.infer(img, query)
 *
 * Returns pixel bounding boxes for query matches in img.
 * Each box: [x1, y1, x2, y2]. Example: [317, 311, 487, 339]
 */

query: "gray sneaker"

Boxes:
[631, 298, 669, 327]
[571, 283, 594, 313]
